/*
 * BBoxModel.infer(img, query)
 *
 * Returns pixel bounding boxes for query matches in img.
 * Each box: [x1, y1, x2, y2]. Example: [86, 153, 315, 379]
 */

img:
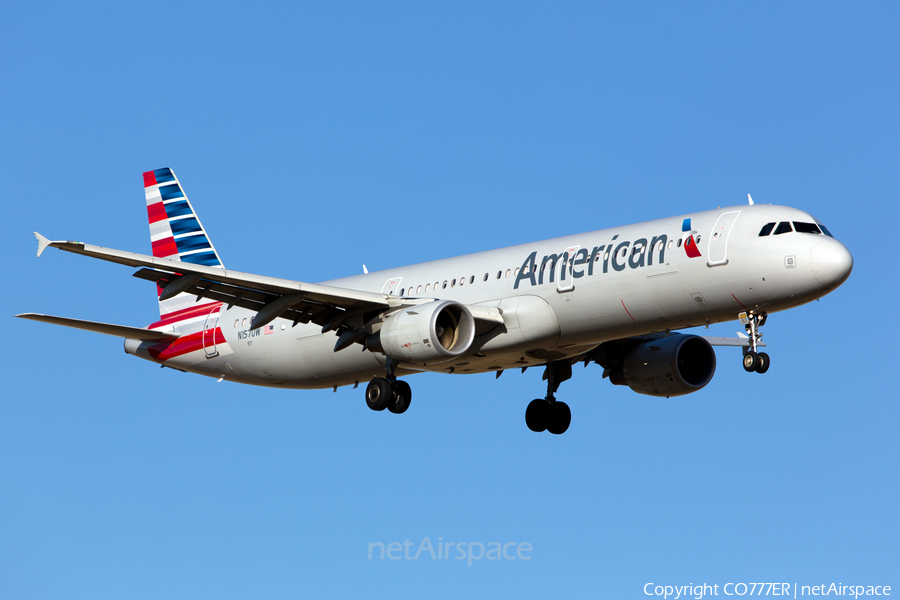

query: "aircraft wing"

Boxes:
[15, 313, 179, 341]
[33, 233, 504, 347]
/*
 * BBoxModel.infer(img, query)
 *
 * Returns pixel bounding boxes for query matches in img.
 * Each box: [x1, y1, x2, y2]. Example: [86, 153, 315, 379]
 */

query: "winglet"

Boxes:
[747, 194, 754, 205]
[34, 232, 52, 257]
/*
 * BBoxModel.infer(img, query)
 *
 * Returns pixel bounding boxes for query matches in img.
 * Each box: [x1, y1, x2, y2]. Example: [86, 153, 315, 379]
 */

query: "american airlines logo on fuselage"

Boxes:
[513, 221, 702, 290]
[681, 218, 702, 259]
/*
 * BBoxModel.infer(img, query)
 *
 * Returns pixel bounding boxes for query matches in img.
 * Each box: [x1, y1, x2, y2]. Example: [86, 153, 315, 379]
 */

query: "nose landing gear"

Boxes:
[365, 358, 412, 414]
[740, 311, 770, 374]
[525, 360, 572, 435]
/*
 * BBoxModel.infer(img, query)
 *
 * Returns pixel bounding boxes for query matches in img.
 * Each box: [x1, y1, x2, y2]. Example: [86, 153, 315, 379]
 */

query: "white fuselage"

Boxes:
[132, 204, 851, 389]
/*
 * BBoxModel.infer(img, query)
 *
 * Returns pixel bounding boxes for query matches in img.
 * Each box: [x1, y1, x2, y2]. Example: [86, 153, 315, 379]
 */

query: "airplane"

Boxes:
[17, 168, 853, 435]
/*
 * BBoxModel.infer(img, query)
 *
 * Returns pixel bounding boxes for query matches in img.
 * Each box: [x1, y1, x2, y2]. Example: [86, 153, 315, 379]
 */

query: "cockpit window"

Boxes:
[793, 222, 822, 235]
[758, 222, 776, 236]
[774, 221, 793, 235]
[818, 223, 834, 237]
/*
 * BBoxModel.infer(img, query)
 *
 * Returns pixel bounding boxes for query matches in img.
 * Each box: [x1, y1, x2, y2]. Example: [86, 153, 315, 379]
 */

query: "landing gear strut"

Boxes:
[525, 360, 572, 435]
[365, 357, 412, 414]
[741, 311, 770, 374]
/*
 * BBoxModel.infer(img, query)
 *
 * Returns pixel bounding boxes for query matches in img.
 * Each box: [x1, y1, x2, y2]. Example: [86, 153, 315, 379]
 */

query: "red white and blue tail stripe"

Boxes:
[144, 168, 224, 318]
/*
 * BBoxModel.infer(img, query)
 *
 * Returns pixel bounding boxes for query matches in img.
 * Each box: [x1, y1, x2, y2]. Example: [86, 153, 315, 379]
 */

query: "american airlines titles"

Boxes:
[513, 233, 669, 290]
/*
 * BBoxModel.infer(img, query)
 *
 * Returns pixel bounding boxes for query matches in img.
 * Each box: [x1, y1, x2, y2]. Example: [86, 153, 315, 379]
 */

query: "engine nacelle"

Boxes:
[609, 334, 716, 397]
[366, 300, 476, 366]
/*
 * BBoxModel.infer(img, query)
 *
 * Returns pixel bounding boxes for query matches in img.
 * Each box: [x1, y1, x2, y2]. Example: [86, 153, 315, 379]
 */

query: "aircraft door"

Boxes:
[202, 306, 220, 358]
[707, 211, 741, 266]
[381, 278, 402, 296]
[557, 246, 580, 292]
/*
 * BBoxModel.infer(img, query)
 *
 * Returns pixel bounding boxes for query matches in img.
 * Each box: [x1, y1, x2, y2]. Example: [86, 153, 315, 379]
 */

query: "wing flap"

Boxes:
[132, 268, 381, 330]
[15, 313, 179, 341]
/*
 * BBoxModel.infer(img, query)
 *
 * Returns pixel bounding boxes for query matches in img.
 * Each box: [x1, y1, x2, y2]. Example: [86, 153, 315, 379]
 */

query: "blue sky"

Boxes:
[2, 2, 897, 598]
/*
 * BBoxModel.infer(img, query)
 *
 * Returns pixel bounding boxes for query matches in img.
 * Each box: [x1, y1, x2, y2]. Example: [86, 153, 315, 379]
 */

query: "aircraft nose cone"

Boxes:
[810, 240, 853, 289]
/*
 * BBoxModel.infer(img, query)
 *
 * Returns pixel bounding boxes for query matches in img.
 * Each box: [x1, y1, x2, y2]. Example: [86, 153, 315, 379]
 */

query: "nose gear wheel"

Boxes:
[741, 312, 770, 374]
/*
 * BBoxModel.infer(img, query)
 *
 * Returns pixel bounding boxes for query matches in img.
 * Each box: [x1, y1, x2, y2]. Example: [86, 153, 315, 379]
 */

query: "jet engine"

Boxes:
[366, 300, 476, 366]
[606, 334, 716, 397]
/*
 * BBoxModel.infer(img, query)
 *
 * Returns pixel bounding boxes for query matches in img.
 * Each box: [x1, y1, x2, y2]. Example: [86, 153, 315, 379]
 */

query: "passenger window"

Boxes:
[470, 276, 475, 284]
[497, 271, 502, 279]
[774, 221, 793, 235]
[758, 222, 776, 236]
[234, 319, 239, 328]
[483, 273, 489, 282]
[417, 285, 422, 294]
[459, 277, 464, 287]
[514, 267, 519, 277]
[506, 269, 511, 278]
[242, 318, 247, 326]
[676, 238, 682, 247]
[667, 240, 674, 249]
[425, 284, 430, 292]
[451, 279, 456, 287]
[442, 281, 448, 289]
[793, 222, 822, 234]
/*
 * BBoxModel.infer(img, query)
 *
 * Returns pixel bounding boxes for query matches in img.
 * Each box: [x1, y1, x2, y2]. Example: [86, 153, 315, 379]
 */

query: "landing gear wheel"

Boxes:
[743, 351, 759, 373]
[525, 399, 550, 432]
[388, 380, 412, 414]
[741, 311, 770, 373]
[547, 402, 571, 435]
[365, 377, 392, 411]
[524, 360, 575, 434]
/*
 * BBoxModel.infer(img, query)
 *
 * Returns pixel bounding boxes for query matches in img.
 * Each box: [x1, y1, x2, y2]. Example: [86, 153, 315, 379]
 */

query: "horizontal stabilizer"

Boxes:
[15, 313, 179, 341]
[703, 336, 766, 348]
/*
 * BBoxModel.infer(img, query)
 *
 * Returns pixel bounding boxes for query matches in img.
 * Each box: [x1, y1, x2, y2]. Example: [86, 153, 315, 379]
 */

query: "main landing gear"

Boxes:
[525, 360, 573, 435]
[365, 358, 412, 414]
[741, 311, 770, 374]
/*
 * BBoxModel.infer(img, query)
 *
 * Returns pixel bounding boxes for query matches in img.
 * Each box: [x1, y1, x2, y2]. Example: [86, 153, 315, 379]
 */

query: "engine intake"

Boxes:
[366, 300, 475, 365]
[608, 334, 716, 397]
